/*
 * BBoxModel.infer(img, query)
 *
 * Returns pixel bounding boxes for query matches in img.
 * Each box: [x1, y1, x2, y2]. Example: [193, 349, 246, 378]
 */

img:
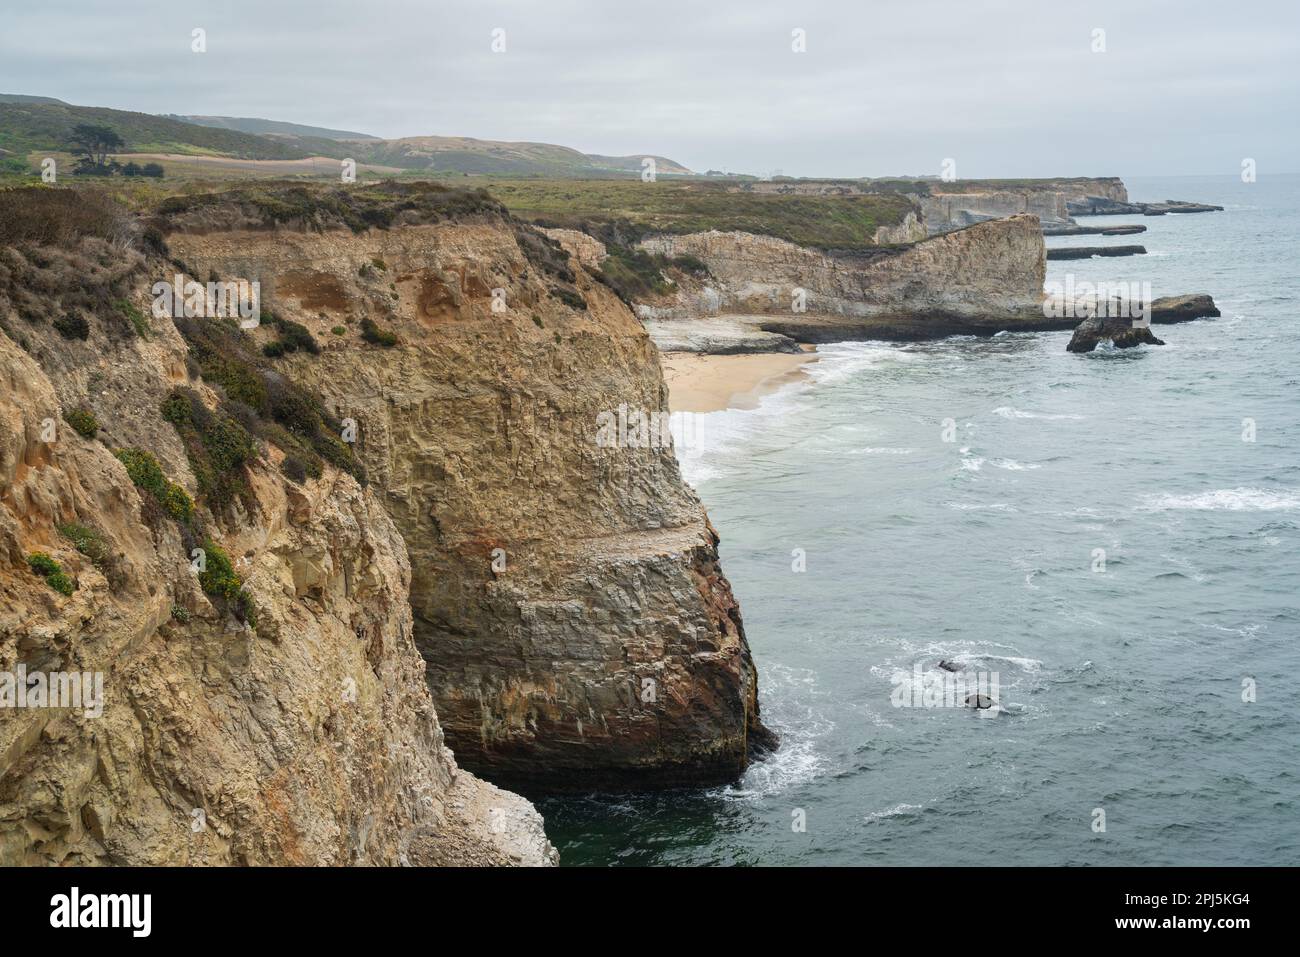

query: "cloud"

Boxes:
[1, 0, 1296, 176]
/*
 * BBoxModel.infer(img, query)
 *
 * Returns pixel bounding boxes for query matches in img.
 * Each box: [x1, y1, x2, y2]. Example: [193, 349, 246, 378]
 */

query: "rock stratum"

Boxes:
[631, 215, 1047, 326]
[0, 237, 554, 865]
[0, 181, 770, 864]
[158, 190, 770, 795]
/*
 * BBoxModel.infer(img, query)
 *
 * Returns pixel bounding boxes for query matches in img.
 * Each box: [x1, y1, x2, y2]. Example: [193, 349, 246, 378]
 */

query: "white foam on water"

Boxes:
[990, 458, 1042, 471]
[1142, 487, 1300, 511]
[992, 406, 1084, 421]
[864, 802, 925, 823]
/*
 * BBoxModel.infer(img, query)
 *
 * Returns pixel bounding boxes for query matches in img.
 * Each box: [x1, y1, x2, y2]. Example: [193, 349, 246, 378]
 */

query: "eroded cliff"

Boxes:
[632, 215, 1046, 324]
[0, 189, 557, 864]
[159, 186, 770, 793]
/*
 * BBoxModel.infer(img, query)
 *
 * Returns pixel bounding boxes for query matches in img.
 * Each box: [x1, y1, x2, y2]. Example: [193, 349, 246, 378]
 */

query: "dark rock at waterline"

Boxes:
[1067, 314, 1166, 353]
[1047, 244, 1147, 260]
[1150, 293, 1221, 324]
[965, 694, 996, 710]
[1041, 222, 1147, 236]
[1066, 196, 1224, 217]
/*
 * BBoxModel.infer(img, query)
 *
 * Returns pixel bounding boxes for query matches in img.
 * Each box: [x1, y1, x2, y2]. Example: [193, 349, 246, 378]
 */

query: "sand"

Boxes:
[660, 349, 817, 413]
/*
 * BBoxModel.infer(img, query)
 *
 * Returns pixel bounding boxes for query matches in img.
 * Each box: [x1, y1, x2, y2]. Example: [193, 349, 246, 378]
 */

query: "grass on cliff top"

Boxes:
[483, 178, 918, 251]
[927, 176, 1123, 194]
[153, 179, 507, 233]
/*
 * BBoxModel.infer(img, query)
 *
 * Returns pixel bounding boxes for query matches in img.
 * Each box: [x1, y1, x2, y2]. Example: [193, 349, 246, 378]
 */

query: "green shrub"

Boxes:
[27, 552, 59, 576]
[27, 552, 75, 596]
[57, 522, 109, 566]
[115, 447, 167, 499]
[197, 538, 258, 629]
[160, 483, 195, 522]
[53, 312, 90, 340]
[360, 317, 398, 347]
[197, 539, 241, 600]
[331, 325, 346, 336]
[115, 447, 194, 523]
[170, 604, 191, 623]
[262, 340, 287, 358]
[277, 318, 319, 355]
[46, 571, 75, 596]
[549, 284, 587, 311]
[113, 298, 151, 338]
[63, 407, 99, 439]
[160, 388, 257, 515]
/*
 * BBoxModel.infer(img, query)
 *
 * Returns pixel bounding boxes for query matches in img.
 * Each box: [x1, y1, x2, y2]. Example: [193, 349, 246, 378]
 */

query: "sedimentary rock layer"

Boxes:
[0, 226, 555, 863]
[634, 215, 1047, 325]
[165, 216, 770, 794]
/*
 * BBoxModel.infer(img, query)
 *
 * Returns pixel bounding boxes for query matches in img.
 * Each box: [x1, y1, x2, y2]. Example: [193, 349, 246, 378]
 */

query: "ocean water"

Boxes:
[541, 174, 1300, 866]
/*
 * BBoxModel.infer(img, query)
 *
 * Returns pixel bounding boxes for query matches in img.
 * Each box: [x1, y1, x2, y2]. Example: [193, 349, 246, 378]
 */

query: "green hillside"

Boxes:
[0, 101, 310, 161]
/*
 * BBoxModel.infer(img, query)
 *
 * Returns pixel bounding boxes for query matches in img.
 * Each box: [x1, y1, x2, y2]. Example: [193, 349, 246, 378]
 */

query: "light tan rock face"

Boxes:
[165, 219, 769, 794]
[918, 191, 1068, 232]
[0, 257, 555, 865]
[635, 215, 1046, 322]
[918, 178, 1129, 234]
[540, 227, 608, 268]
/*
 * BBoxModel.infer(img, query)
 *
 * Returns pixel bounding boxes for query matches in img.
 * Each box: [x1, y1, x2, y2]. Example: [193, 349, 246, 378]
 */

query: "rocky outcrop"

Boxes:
[635, 215, 1046, 325]
[0, 199, 556, 865]
[1046, 244, 1147, 260]
[1067, 316, 1165, 353]
[1151, 293, 1222, 324]
[1041, 223, 1146, 237]
[641, 317, 802, 354]
[919, 178, 1129, 234]
[164, 214, 771, 794]
[1067, 197, 1224, 217]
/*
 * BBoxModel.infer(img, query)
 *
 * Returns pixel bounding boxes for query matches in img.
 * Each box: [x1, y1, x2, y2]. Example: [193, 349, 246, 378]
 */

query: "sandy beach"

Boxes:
[660, 349, 817, 413]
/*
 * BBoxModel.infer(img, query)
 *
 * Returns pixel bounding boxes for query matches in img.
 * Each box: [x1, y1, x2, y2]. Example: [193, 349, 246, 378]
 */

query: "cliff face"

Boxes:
[633, 215, 1045, 323]
[0, 218, 555, 864]
[919, 178, 1128, 234]
[164, 217, 769, 793]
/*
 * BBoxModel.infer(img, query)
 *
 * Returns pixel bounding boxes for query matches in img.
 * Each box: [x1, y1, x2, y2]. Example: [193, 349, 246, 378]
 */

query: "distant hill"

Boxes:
[0, 100, 309, 160]
[176, 115, 380, 141]
[0, 93, 69, 105]
[345, 136, 692, 176]
[0, 95, 692, 177]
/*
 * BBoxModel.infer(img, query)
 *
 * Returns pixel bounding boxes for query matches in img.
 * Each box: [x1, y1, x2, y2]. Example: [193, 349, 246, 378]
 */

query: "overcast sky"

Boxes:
[3, 0, 1297, 178]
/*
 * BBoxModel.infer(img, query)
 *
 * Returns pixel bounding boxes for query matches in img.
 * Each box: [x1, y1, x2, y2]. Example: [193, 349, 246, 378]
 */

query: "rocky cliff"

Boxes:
[160, 188, 770, 794]
[921, 177, 1128, 234]
[632, 215, 1046, 325]
[0, 188, 556, 864]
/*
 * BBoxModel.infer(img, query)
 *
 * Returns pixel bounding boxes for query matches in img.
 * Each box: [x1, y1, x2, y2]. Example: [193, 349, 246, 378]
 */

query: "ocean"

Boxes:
[541, 174, 1300, 865]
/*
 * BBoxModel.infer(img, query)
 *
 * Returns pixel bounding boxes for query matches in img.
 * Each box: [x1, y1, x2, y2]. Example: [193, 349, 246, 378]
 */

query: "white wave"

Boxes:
[990, 458, 1042, 471]
[805, 341, 917, 386]
[992, 406, 1084, 421]
[864, 802, 925, 823]
[844, 446, 915, 455]
[944, 501, 1016, 511]
[960, 456, 984, 471]
[1142, 487, 1300, 511]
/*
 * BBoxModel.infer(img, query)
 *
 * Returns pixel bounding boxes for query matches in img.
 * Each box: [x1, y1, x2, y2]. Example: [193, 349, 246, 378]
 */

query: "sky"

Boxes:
[2, 0, 1297, 178]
